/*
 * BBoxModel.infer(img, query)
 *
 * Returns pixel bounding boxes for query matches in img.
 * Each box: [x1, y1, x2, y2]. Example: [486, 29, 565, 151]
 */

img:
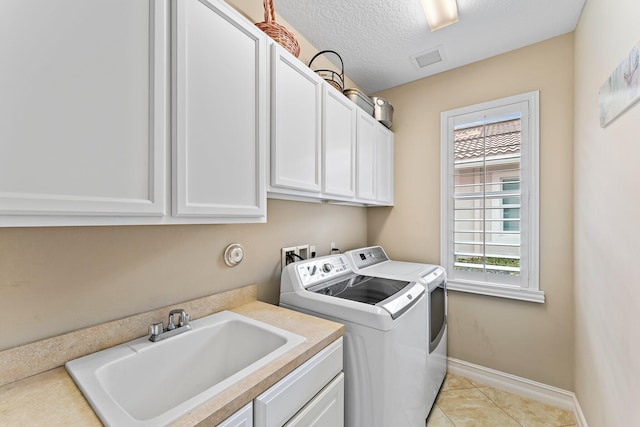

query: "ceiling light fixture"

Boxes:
[421, 0, 459, 31]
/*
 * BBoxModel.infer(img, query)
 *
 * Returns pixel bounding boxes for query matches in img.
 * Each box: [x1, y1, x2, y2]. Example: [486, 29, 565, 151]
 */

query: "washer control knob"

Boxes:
[321, 263, 333, 273]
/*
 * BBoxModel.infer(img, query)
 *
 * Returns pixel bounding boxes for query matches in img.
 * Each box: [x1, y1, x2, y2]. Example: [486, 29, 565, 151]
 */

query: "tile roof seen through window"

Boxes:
[454, 118, 521, 161]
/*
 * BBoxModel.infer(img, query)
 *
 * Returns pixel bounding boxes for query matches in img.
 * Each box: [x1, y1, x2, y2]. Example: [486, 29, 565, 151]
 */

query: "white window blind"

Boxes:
[453, 114, 522, 277]
[441, 91, 543, 303]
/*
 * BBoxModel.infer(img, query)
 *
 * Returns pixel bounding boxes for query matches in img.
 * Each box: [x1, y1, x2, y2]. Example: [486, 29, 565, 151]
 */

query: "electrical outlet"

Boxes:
[281, 246, 297, 271]
[330, 242, 336, 253]
[281, 244, 311, 271]
[297, 244, 310, 261]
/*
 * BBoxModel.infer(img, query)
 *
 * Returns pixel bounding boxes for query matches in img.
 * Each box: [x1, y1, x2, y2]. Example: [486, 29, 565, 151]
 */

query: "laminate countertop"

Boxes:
[0, 300, 344, 426]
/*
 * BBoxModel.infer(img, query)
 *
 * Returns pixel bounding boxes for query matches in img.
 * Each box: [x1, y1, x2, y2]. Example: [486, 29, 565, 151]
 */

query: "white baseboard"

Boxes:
[572, 393, 589, 427]
[447, 357, 587, 427]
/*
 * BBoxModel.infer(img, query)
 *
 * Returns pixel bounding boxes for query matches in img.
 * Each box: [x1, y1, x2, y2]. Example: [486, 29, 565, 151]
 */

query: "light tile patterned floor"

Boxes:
[426, 374, 577, 427]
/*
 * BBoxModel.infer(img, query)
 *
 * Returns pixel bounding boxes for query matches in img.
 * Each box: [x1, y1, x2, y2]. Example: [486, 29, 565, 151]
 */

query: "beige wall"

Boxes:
[0, 200, 366, 351]
[0, 1, 368, 352]
[574, 0, 640, 424]
[368, 34, 575, 390]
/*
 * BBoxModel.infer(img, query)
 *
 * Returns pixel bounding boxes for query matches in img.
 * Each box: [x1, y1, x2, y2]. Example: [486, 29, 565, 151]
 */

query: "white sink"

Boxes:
[66, 310, 306, 426]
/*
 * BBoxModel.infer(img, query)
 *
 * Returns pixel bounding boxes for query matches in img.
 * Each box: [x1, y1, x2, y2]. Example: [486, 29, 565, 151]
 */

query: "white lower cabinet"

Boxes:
[219, 402, 253, 427]
[217, 338, 343, 427]
[254, 338, 344, 427]
[284, 373, 344, 427]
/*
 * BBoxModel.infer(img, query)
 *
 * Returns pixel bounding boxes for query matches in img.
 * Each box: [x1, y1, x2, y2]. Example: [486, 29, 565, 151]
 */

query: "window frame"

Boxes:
[440, 91, 544, 303]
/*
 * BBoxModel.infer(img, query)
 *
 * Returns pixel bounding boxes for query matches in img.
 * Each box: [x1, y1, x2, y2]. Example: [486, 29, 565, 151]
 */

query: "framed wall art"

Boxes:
[599, 40, 640, 127]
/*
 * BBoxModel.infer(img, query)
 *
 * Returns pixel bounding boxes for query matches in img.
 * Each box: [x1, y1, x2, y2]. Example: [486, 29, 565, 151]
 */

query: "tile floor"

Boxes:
[426, 374, 577, 427]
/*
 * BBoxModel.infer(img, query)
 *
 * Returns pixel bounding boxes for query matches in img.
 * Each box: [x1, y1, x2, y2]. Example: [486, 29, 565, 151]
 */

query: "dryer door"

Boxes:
[429, 283, 447, 353]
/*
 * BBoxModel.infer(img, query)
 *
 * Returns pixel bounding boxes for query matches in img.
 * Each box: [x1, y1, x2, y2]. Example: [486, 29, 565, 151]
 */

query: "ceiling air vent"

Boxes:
[411, 46, 445, 69]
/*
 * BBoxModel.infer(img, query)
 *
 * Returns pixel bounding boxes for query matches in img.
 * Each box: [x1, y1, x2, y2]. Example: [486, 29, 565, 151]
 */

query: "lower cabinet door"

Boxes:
[285, 373, 344, 427]
[218, 402, 253, 427]
[254, 338, 343, 427]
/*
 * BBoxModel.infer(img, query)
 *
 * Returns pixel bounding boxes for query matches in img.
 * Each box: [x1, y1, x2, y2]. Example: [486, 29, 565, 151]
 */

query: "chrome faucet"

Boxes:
[148, 308, 192, 342]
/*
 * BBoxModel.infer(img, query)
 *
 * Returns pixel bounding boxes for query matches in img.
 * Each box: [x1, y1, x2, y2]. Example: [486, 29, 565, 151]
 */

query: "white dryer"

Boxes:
[280, 254, 428, 427]
[344, 246, 448, 415]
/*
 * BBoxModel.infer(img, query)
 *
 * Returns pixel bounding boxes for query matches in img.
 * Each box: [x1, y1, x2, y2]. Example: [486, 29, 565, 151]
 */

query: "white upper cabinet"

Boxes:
[356, 110, 377, 202]
[0, 0, 168, 220]
[0, 0, 391, 226]
[0, 0, 267, 226]
[172, 0, 266, 218]
[374, 125, 394, 206]
[266, 45, 393, 206]
[322, 86, 356, 198]
[270, 45, 323, 194]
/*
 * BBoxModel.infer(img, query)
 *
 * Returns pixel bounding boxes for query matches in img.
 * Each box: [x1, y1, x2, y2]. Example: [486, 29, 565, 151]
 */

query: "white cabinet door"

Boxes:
[254, 338, 343, 427]
[173, 0, 266, 218]
[356, 110, 377, 202]
[270, 45, 323, 194]
[284, 373, 344, 427]
[323, 86, 356, 198]
[218, 402, 253, 427]
[374, 125, 394, 206]
[0, 0, 168, 218]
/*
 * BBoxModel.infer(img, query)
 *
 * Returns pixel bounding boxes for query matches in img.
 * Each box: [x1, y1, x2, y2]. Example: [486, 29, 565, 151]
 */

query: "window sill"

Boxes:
[447, 280, 545, 303]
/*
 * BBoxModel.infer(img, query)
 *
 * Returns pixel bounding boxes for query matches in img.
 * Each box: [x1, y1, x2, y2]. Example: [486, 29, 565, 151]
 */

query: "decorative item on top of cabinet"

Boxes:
[371, 96, 394, 129]
[344, 88, 375, 116]
[309, 50, 345, 92]
[255, 0, 300, 58]
[172, 0, 267, 219]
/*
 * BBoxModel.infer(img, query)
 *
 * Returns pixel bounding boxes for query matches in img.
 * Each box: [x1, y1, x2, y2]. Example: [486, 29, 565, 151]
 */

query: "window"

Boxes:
[440, 91, 543, 303]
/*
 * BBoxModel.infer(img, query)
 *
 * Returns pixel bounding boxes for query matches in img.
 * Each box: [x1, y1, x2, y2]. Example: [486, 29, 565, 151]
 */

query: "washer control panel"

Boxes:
[349, 246, 389, 269]
[296, 255, 351, 288]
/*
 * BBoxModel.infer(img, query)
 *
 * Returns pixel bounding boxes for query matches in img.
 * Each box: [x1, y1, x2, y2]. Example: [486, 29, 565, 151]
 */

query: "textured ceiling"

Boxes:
[275, 0, 586, 94]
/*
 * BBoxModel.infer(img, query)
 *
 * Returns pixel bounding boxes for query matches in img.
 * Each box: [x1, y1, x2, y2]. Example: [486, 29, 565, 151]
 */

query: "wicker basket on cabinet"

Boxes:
[255, 0, 300, 58]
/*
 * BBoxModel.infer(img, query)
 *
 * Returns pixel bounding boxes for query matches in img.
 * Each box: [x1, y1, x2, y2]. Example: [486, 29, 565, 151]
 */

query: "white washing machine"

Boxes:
[280, 254, 428, 427]
[344, 246, 448, 416]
